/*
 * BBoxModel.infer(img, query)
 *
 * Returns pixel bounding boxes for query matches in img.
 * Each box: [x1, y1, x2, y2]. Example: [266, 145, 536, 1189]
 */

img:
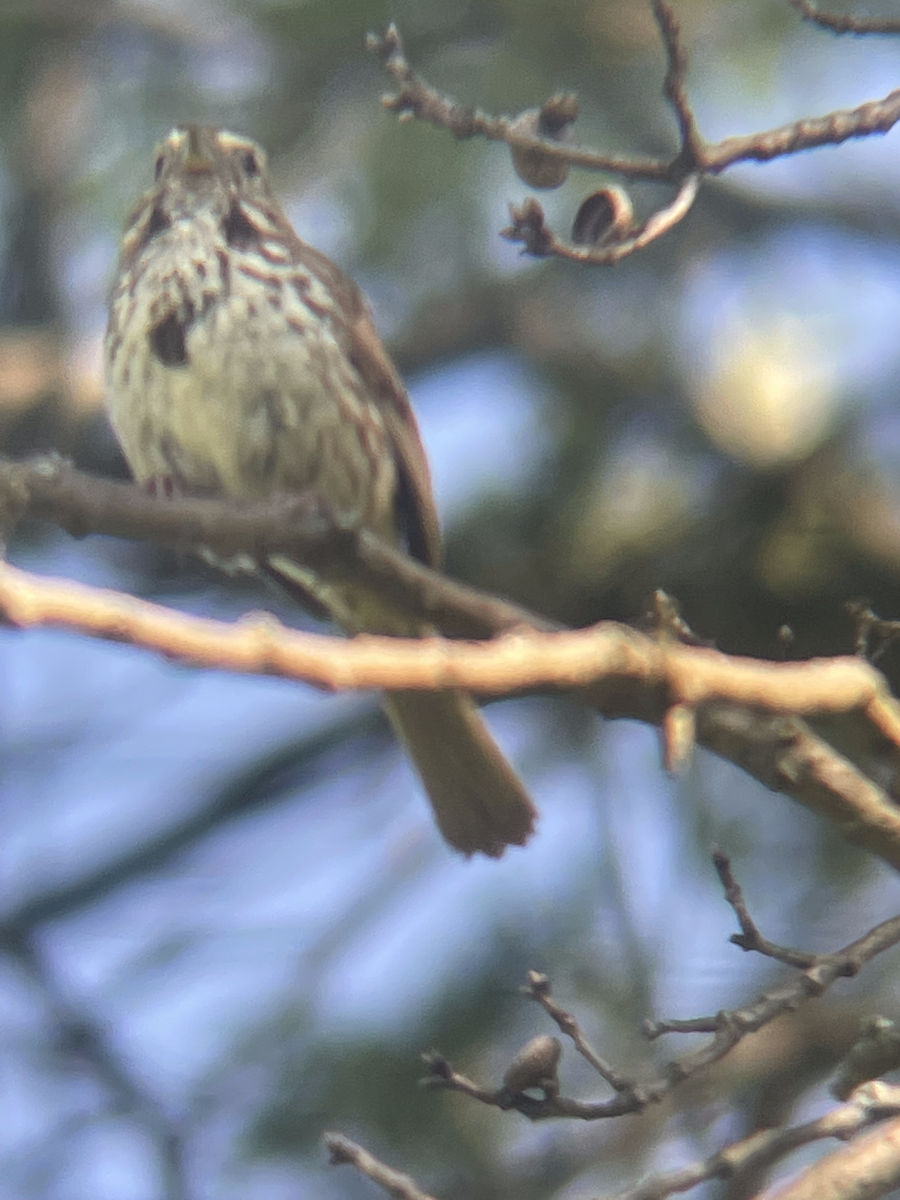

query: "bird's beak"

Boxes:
[182, 125, 214, 174]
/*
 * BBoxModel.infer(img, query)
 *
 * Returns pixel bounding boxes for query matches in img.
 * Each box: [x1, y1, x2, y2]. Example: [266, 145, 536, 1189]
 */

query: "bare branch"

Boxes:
[365, 23, 672, 181]
[322, 1089, 900, 1200]
[423, 883, 900, 1124]
[652, 0, 702, 162]
[788, 0, 900, 36]
[419, 1049, 644, 1120]
[764, 1108, 900, 1200]
[648, 858, 900, 1050]
[502, 173, 701, 264]
[368, 8, 900, 263]
[8, 458, 900, 871]
[0, 455, 552, 638]
[705, 89, 900, 171]
[610, 1084, 900, 1200]
[5, 558, 900, 728]
[713, 848, 818, 967]
[522, 971, 634, 1093]
[324, 1133, 438, 1200]
[326, 869, 900, 1194]
[643, 906, 900, 1066]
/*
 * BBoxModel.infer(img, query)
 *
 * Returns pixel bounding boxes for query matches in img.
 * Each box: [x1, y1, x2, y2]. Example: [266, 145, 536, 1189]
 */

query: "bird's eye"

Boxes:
[241, 150, 260, 177]
[154, 154, 165, 179]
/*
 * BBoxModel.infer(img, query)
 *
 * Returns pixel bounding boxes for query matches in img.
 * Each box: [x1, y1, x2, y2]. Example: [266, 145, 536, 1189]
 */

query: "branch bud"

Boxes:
[509, 93, 579, 189]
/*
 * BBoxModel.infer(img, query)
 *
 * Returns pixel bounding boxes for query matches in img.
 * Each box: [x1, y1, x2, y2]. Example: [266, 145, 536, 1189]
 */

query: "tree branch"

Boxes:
[422, 862, 900, 1122]
[612, 1085, 900, 1200]
[4, 558, 900, 727]
[0, 455, 550, 638]
[7, 458, 900, 872]
[323, 1089, 900, 1200]
[501, 173, 701, 265]
[324, 1133, 438, 1200]
[764, 1108, 900, 1200]
[368, 3, 900, 263]
[787, 0, 900, 36]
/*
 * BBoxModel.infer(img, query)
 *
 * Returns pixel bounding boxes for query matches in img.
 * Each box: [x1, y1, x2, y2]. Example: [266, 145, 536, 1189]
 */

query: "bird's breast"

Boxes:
[104, 217, 399, 541]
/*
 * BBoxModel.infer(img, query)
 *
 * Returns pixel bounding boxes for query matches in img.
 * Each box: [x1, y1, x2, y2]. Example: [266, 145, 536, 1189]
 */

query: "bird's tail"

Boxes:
[384, 689, 536, 857]
[268, 553, 537, 856]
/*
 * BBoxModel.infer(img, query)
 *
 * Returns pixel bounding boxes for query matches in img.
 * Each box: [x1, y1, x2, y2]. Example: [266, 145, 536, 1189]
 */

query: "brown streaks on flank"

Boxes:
[259, 242, 292, 265]
[237, 263, 285, 291]
[216, 248, 231, 294]
[291, 275, 331, 319]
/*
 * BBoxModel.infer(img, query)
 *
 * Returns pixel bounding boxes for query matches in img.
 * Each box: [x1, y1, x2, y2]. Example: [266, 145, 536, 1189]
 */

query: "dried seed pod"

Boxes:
[502, 1034, 562, 1095]
[509, 93, 579, 190]
[572, 186, 634, 246]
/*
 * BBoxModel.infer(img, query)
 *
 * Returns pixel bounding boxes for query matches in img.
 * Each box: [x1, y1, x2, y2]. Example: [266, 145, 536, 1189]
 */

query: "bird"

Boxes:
[104, 124, 537, 857]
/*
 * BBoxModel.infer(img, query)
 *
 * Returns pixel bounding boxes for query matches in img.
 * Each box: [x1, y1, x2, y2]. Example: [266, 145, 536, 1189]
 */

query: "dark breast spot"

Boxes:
[223, 201, 259, 250]
[149, 306, 194, 367]
[145, 206, 171, 239]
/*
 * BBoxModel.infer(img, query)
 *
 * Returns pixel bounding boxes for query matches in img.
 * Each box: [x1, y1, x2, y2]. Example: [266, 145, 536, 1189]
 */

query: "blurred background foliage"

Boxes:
[2, 1, 900, 1197]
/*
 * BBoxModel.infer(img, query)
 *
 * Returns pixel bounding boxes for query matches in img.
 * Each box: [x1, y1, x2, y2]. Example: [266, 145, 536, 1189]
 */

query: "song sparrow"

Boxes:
[104, 125, 536, 856]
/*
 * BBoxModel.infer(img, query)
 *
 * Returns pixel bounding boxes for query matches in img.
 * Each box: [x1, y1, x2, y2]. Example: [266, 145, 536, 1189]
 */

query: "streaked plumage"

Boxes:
[105, 125, 536, 855]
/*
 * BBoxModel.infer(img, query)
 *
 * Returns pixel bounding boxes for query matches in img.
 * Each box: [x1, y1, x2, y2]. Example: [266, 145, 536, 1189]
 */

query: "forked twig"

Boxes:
[369, 2, 900, 263]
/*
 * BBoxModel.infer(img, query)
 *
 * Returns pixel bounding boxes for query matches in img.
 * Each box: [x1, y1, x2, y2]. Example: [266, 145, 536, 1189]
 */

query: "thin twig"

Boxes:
[652, 0, 703, 162]
[424, 895, 900, 1122]
[788, 0, 900, 35]
[419, 1049, 645, 1120]
[324, 1133, 438, 1200]
[366, 23, 672, 182]
[608, 1084, 900, 1200]
[502, 173, 701, 263]
[647, 858, 900, 1047]
[325, 1085, 900, 1200]
[522, 971, 633, 1092]
[368, 11, 900, 263]
[713, 848, 818, 967]
[705, 89, 900, 171]
[644, 913, 900, 1056]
